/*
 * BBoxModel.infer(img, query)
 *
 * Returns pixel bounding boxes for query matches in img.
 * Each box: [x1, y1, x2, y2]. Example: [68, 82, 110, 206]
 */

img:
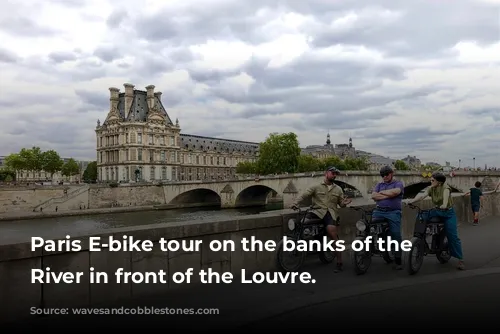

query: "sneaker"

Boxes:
[457, 261, 465, 270]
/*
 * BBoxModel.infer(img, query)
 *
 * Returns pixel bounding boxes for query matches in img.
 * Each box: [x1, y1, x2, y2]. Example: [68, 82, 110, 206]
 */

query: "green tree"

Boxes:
[235, 161, 258, 174]
[256, 132, 301, 174]
[394, 160, 409, 170]
[19, 147, 44, 175]
[41, 150, 64, 179]
[343, 156, 370, 171]
[0, 169, 16, 182]
[297, 154, 321, 172]
[321, 155, 346, 170]
[4, 153, 25, 177]
[82, 161, 98, 182]
[61, 158, 80, 180]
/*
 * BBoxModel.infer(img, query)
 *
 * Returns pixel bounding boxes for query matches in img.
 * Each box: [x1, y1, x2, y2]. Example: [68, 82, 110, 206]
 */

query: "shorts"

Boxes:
[306, 211, 340, 226]
[471, 203, 480, 213]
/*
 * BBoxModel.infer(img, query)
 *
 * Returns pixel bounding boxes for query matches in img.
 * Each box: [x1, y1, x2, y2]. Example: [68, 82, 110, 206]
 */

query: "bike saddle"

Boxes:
[303, 217, 322, 224]
[429, 216, 444, 223]
[371, 217, 388, 224]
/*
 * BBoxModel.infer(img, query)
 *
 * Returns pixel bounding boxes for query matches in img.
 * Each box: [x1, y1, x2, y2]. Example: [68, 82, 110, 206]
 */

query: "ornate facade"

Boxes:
[95, 83, 259, 182]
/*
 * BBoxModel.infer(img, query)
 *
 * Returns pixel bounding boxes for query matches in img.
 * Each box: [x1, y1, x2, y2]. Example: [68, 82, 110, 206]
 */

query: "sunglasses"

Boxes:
[380, 172, 391, 177]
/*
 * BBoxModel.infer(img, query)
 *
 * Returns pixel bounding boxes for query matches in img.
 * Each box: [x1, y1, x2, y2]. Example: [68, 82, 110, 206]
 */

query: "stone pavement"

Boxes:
[4, 216, 500, 329]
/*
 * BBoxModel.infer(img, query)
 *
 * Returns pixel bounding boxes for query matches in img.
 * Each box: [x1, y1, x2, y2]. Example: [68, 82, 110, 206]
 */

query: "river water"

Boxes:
[0, 197, 372, 245]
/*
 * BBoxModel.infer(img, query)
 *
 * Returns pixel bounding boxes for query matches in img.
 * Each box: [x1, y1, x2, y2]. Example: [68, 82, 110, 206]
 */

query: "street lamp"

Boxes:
[473, 157, 475, 169]
[458, 159, 461, 169]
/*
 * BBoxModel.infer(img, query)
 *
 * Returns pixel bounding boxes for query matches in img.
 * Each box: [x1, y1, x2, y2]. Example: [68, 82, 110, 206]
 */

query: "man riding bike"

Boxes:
[409, 171, 465, 270]
[290, 166, 352, 273]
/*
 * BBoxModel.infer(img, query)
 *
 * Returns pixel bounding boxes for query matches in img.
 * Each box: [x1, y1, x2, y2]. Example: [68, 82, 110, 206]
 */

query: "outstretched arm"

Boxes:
[411, 188, 430, 203]
[291, 186, 315, 208]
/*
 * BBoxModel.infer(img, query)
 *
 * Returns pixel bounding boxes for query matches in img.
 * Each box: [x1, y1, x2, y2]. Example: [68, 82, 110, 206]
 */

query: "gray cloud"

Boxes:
[74, 89, 109, 111]
[93, 46, 121, 62]
[106, 9, 128, 28]
[0, 48, 19, 63]
[48, 51, 78, 63]
[309, 0, 499, 58]
[0, 16, 60, 37]
[0, 0, 499, 167]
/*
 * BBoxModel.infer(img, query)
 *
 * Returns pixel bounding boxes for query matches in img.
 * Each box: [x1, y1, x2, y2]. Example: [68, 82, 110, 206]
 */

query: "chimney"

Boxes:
[124, 83, 135, 116]
[109, 87, 119, 110]
[154, 91, 162, 102]
[146, 85, 155, 109]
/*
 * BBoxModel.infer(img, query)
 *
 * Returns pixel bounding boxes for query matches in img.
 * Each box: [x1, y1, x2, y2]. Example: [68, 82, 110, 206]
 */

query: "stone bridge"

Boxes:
[159, 170, 500, 209]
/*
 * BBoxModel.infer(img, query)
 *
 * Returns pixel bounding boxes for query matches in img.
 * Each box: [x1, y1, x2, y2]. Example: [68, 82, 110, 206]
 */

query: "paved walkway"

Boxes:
[4, 217, 500, 329]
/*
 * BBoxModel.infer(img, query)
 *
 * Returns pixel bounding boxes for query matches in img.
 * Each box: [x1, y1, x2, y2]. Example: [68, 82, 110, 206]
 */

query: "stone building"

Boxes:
[401, 155, 422, 169]
[301, 133, 356, 159]
[95, 83, 259, 182]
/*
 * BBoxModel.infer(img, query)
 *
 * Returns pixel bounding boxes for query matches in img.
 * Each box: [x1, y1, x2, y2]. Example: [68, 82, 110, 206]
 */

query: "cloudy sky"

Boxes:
[1, 0, 499, 167]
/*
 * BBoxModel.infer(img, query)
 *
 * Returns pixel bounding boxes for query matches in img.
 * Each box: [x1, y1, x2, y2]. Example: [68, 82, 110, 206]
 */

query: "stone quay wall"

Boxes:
[0, 192, 498, 323]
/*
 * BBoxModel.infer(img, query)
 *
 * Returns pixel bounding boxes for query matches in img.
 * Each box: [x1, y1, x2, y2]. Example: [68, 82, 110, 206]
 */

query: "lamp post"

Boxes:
[458, 159, 461, 169]
[473, 157, 476, 169]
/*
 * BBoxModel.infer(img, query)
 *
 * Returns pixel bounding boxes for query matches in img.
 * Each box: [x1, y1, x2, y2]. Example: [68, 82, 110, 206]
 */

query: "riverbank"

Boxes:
[0, 200, 286, 222]
[0, 205, 160, 222]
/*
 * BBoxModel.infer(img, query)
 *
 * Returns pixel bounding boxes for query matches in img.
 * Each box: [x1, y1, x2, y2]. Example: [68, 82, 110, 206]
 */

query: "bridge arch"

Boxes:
[403, 181, 464, 199]
[169, 188, 221, 208]
[235, 185, 279, 208]
[333, 180, 363, 198]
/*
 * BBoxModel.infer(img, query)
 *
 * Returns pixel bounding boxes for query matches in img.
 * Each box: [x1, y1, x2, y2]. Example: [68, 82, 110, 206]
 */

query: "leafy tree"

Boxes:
[61, 158, 80, 180]
[256, 132, 301, 174]
[82, 161, 98, 182]
[19, 147, 44, 174]
[321, 155, 346, 170]
[4, 153, 25, 176]
[0, 169, 15, 182]
[41, 150, 64, 179]
[235, 161, 258, 174]
[343, 156, 370, 171]
[297, 154, 321, 172]
[394, 160, 409, 170]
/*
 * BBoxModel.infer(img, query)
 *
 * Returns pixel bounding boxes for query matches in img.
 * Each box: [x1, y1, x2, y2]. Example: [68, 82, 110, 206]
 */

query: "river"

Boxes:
[0, 197, 374, 245]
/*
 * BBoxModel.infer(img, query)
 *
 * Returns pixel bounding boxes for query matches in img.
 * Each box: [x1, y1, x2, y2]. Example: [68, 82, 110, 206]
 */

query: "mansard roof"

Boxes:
[180, 134, 259, 154]
[118, 90, 173, 125]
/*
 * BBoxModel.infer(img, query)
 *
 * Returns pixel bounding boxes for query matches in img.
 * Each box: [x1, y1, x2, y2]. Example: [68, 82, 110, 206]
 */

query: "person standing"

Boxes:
[463, 181, 483, 225]
[371, 165, 404, 270]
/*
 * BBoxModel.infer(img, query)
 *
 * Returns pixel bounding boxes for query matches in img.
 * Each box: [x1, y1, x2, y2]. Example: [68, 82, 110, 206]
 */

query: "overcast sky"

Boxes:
[0, 0, 499, 167]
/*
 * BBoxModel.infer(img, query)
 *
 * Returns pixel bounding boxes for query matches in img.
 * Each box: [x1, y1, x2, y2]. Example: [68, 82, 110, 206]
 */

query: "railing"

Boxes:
[32, 185, 89, 211]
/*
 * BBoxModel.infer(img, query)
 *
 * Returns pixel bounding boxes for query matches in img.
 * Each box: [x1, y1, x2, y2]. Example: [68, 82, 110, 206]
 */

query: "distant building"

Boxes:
[401, 155, 422, 169]
[366, 155, 395, 171]
[0, 155, 91, 183]
[301, 133, 356, 159]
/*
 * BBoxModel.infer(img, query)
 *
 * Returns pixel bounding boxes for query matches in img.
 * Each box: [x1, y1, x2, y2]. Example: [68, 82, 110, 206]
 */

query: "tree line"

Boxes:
[1, 147, 97, 182]
[235, 132, 372, 175]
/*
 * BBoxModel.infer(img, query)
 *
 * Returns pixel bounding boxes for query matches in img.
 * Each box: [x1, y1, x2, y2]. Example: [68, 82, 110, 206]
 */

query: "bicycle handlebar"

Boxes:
[404, 202, 451, 213]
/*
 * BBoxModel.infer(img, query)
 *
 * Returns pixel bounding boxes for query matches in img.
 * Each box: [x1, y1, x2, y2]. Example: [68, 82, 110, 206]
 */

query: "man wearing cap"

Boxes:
[371, 165, 405, 270]
[291, 166, 352, 273]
